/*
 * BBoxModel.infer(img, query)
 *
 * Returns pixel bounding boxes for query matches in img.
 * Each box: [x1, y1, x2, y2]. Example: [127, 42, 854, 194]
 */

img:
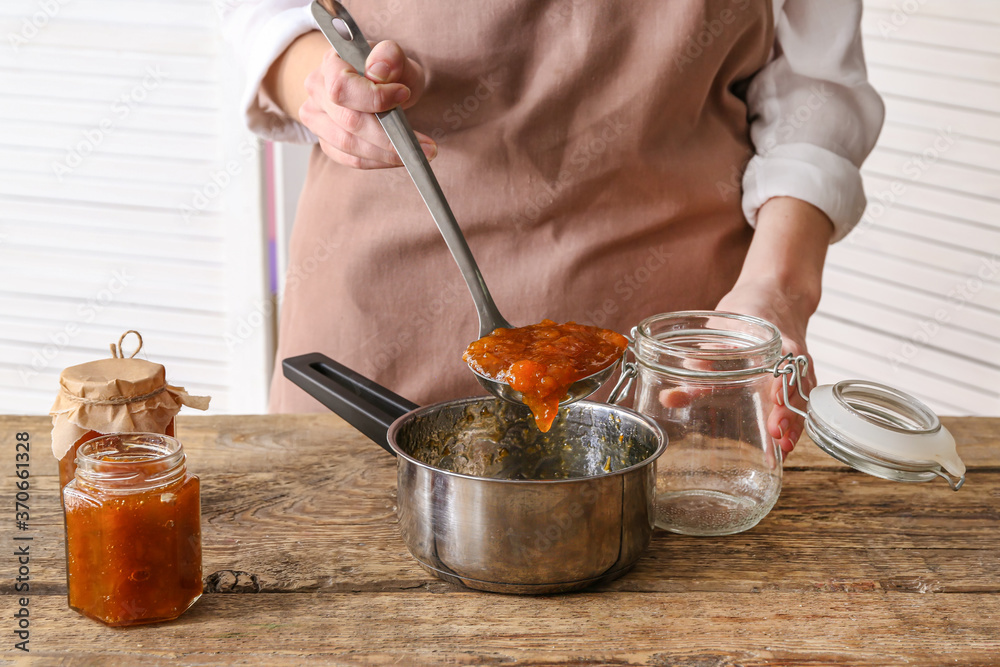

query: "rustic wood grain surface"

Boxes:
[1, 414, 997, 666]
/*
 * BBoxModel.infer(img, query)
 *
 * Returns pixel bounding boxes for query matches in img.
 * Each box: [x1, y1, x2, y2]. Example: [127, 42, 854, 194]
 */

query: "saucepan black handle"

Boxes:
[282, 353, 419, 456]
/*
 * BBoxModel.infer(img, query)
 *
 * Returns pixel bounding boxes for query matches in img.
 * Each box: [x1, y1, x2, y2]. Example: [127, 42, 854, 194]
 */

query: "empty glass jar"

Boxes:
[625, 311, 784, 535]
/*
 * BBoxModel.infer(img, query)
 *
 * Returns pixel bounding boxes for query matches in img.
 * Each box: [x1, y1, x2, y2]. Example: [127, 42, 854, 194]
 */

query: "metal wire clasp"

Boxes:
[608, 360, 638, 405]
[772, 353, 810, 419]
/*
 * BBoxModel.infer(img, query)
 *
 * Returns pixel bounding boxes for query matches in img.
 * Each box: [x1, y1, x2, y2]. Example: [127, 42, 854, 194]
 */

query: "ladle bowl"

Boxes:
[470, 354, 625, 407]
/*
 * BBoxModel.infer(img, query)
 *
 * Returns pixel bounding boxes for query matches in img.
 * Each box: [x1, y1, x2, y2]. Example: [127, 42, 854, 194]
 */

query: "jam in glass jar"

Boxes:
[63, 433, 202, 626]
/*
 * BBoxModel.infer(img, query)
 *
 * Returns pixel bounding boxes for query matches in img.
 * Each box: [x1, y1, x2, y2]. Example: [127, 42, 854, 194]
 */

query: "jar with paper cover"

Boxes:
[49, 331, 210, 491]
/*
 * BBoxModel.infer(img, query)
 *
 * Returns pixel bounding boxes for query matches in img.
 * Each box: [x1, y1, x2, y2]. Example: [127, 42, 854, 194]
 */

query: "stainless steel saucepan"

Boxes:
[283, 353, 666, 594]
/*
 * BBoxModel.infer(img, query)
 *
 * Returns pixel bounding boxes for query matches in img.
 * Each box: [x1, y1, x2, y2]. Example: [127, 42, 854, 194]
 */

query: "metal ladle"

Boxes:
[311, 0, 622, 407]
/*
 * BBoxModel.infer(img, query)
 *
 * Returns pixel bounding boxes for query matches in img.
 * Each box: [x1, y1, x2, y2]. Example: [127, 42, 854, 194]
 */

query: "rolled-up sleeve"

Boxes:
[220, 0, 318, 144]
[743, 0, 885, 242]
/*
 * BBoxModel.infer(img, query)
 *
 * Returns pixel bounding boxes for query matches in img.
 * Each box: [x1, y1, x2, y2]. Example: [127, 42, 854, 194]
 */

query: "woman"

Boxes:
[222, 0, 884, 456]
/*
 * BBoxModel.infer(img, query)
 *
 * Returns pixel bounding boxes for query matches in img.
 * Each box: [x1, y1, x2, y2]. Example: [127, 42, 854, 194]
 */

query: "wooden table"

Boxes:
[2, 414, 998, 665]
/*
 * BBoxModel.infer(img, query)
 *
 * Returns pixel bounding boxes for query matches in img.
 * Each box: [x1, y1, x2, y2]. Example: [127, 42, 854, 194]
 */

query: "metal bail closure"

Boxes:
[803, 379, 966, 491]
[608, 361, 637, 405]
[772, 353, 810, 420]
[607, 330, 639, 406]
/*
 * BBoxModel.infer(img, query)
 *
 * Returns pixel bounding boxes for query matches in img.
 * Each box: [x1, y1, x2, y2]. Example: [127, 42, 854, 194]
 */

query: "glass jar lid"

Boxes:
[804, 379, 966, 490]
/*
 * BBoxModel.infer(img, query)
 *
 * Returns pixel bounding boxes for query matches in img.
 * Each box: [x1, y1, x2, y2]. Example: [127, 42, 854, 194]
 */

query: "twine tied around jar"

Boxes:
[64, 386, 167, 406]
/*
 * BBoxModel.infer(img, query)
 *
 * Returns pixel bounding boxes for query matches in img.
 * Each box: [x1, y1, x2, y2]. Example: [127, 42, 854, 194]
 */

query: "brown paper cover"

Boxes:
[50, 357, 211, 460]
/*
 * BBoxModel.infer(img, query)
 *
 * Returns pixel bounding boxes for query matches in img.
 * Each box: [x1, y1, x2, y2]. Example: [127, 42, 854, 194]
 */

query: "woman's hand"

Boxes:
[716, 196, 835, 459]
[264, 31, 436, 169]
[716, 278, 816, 460]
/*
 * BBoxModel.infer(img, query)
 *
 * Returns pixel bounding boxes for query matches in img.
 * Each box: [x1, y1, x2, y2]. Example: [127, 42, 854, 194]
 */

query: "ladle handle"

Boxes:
[311, 0, 510, 337]
[282, 353, 418, 456]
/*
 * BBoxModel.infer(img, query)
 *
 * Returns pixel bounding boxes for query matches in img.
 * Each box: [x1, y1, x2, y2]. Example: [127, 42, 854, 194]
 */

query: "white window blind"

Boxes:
[810, 0, 1000, 416]
[0, 0, 272, 414]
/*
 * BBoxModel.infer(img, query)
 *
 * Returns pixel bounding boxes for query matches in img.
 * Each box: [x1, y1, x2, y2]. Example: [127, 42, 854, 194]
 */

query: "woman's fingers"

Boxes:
[364, 40, 426, 109]
[658, 385, 712, 409]
[768, 400, 803, 459]
[325, 103, 437, 158]
[299, 41, 435, 170]
[767, 352, 814, 458]
[656, 356, 718, 409]
[320, 44, 409, 112]
[300, 98, 400, 168]
[317, 138, 397, 170]
[301, 70, 436, 169]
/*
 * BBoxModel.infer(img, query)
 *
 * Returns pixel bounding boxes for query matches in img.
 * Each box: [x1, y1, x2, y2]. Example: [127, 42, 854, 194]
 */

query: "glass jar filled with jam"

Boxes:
[63, 433, 202, 626]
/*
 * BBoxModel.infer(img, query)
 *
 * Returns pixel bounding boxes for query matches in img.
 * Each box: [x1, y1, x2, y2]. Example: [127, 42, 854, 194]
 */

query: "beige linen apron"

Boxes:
[271, 0, 774, 412]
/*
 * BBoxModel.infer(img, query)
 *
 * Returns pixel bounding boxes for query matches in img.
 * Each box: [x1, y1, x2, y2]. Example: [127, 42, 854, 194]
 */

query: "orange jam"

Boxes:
[464, 319, 628, 432]
[62, 434, 202, 627]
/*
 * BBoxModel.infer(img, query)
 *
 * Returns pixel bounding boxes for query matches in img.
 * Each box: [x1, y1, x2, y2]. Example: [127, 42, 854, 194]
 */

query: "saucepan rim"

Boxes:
[385, 396, 667, 484]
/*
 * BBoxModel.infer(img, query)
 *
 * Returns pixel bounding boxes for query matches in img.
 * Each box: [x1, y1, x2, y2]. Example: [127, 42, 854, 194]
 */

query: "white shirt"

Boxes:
[220, 0, 885, 242]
